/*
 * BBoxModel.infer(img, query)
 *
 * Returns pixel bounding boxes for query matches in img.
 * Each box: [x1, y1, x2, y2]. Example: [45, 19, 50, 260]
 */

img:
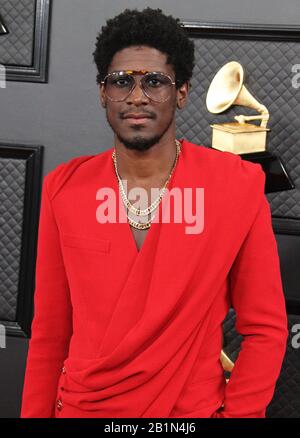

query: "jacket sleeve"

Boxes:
[20, 174, 73, 418]
[213, 169, 289, 418]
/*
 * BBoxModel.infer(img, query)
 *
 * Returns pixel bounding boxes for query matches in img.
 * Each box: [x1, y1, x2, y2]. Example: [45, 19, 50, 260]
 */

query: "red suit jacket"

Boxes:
[20, 138, 288, 418]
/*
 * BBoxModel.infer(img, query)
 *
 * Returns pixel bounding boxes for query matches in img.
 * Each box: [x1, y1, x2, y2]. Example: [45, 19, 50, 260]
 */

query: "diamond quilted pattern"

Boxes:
[0, 157, 26, 321]
[222, 309, 300, 417]
[176, 36, 300, 220]
[0, 0, 35, 66]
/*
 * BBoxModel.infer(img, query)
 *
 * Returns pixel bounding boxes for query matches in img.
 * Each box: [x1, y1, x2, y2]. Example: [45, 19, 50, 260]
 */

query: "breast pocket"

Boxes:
[61, 233, 110, 254]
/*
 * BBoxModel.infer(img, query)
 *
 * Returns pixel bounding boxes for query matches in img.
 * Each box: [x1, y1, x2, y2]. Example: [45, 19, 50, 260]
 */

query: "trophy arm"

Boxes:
[234, 112, 269, 128]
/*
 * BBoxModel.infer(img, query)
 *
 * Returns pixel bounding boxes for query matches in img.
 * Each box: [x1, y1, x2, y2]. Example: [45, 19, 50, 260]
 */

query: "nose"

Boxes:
[126, 77, 150, 105]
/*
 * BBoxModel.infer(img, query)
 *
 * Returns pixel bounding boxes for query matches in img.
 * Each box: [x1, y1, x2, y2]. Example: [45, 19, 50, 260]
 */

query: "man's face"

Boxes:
[99, 45, 189, 152]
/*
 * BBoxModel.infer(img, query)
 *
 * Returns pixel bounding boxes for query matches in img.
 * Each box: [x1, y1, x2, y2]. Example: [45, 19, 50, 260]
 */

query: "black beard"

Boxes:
[115, 133, 162, 152]
[105, 106, 176, 152]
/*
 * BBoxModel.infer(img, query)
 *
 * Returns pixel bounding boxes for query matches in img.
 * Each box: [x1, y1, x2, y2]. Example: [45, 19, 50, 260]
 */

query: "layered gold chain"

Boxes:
[112, 139, 181, 229]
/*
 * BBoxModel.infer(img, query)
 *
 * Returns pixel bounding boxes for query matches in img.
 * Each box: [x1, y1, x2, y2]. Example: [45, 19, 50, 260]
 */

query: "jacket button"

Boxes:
[62, 366, 66, 374]
[57, 398, 63, 411]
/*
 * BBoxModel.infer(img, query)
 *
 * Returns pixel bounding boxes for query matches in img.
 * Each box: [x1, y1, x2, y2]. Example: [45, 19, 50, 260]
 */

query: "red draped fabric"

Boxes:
[20, 139, 288, 418]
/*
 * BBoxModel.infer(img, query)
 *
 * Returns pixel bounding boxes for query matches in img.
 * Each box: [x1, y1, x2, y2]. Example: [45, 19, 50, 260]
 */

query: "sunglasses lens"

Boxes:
[104, 73, 135, 101]
[142, 73, 173, 102]
[103, 72, 174, 102]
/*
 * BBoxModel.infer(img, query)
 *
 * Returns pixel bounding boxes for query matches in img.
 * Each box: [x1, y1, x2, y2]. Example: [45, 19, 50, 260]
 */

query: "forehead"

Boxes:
[108, 45, 174, 76]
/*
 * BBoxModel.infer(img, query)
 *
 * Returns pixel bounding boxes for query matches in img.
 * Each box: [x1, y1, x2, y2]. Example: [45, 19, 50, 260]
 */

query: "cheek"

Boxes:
[106, 105, 120, 124]
[159, 101, 176, 121]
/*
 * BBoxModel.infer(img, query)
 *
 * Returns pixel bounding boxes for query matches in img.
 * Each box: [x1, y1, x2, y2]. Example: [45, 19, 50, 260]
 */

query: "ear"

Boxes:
[99, 84, 107, 108]
[176, 81, 190, 109]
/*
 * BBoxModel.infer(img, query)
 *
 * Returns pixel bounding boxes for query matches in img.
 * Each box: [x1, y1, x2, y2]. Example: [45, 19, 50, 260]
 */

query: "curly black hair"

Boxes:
[92, 8, 195, 89]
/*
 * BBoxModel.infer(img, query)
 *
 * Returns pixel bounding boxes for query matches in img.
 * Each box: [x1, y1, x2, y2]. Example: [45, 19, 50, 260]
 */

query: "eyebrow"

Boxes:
[108, 70, 166, 75]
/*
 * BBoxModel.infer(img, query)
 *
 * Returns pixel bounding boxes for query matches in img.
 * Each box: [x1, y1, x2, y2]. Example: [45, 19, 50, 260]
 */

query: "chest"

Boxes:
[125, 185, 158, 252]
[129, 225, 149, 252]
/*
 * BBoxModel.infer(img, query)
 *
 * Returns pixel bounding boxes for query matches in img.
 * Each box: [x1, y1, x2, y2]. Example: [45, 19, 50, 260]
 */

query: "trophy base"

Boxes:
[239, 151, 294, 193]
[211, 122, 269, 154]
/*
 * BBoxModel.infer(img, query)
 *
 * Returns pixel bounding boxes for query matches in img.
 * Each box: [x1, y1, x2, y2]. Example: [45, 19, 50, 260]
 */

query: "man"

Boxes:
[20, 8, 288, 418]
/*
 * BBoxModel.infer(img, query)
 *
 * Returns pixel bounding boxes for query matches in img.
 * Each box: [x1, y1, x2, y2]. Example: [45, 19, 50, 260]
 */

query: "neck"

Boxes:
[114, 135, 178, 184]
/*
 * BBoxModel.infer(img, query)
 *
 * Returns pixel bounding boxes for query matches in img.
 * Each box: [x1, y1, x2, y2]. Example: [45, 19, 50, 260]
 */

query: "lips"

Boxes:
[123, 113, 153, 125]
[123, 113, 153, 119]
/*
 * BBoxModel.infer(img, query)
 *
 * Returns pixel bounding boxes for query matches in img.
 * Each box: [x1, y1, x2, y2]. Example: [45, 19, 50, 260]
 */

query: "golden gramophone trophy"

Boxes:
[206, 61, 294, 193]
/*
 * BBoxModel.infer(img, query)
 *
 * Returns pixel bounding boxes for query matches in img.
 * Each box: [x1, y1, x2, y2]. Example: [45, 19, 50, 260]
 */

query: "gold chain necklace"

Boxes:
[112, 139, 181, 230]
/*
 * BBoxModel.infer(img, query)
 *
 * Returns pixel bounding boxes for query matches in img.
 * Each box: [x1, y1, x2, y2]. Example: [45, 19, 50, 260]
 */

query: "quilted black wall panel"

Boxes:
[176, 23, 300, 235]
[177, 23, 300, 418]
[222, 309, 300, 418]
[0, 0, 51, 82]
[0, 158, 26, 321]
[0, 0, 35, 66]
[0, 144, 43, 337]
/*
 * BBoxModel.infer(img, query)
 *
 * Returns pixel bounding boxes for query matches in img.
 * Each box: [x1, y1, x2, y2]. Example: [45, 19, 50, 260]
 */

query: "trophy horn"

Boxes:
[206, 61, 269, 128]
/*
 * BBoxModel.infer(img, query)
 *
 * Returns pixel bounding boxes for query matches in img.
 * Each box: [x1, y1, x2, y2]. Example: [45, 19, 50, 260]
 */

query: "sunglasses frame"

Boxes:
[100, 70, 177, 102]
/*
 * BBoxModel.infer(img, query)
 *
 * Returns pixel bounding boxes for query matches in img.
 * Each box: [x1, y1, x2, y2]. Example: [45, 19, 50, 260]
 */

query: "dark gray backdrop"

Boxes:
[0, 0, 300, 418]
